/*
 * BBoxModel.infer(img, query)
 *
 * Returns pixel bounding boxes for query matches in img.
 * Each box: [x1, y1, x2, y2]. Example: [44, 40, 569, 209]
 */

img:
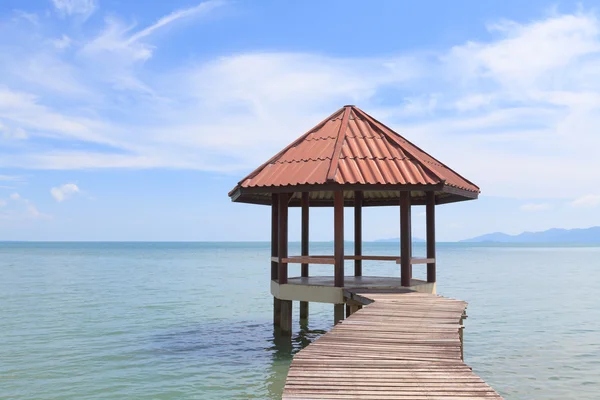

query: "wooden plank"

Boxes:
[275, 256, 336, 265]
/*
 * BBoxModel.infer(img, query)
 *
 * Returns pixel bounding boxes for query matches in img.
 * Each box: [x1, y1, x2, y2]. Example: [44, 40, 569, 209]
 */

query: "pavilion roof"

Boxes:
[229, 105, 479, 206]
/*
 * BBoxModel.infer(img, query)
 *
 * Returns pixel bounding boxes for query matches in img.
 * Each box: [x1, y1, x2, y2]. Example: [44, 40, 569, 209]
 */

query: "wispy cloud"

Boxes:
[0, 7, 600, 202]
[50, 183, 80, 202]
[520, 203, 551, 211]
[570, 194, 600, 208]
[3, 192, 48, 219]
[51, 0, 96, 18]
[128, 1, 225, 43]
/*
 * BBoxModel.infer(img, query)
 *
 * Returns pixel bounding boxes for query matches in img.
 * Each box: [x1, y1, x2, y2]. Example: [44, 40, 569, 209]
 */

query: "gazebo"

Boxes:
[229, 105, 479, 335]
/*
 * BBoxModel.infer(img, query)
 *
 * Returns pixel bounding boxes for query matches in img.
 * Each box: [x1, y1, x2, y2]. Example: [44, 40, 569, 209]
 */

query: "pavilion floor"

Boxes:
[271, 276, 436, 304]
[286, 275, 428, 290]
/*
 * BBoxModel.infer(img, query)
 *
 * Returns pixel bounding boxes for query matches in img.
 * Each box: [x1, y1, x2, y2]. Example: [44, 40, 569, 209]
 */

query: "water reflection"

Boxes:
[265, 324, 327, 399]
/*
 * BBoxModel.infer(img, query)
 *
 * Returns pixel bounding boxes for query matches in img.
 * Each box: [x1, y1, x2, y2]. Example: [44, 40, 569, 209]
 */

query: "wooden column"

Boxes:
[300, 192, 310, 321]
[271, 193, 279, 281]
[272, 194, 281, 327]
[354, 191, 363, 277]
[334, 190, 344, 288]
[400, 191, 412, 287]
[334, 303, 345, 325]
[301, 192, 309, 277]
[426, 191, 436, 283]
[280, 300, 292, 336]
[278, 193, 289, 285]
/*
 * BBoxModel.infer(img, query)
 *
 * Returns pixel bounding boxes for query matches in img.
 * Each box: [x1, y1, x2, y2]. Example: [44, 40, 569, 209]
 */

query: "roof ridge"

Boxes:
[351, 106, 447, 185]
[325, 105, 352, 182]
[353, 106, 480, 191]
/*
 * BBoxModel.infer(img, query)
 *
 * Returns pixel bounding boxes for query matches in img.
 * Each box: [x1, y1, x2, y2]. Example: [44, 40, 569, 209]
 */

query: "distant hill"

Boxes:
[374, 237, 426, 243]
[461, 227, 600, 243]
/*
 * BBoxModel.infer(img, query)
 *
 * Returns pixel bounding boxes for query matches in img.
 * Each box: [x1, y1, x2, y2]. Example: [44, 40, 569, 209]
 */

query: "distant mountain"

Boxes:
[461, 227, 600, 243]
[374, 237, 426, 243]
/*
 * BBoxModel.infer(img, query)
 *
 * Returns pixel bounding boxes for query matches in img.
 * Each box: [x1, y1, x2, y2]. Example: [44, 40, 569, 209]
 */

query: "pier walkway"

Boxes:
[282, 290, 503, 399]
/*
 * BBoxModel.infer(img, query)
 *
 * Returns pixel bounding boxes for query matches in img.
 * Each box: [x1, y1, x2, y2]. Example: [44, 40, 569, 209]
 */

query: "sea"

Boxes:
[1, 242, 599, 399]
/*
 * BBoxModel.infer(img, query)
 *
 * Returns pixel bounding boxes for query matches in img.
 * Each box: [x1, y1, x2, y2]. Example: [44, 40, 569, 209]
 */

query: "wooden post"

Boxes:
[278, 193, 289, 285]
[272, 194, 281, 327]
[354, 191, 363, 277]
[459, 314, 465, 361]
[301, 192, 309, 277]
[271, 193, 279, 281]
[334, 303, 345, 324]
[280, 300, 292, 336]
[273, 297, 281, 327]
[334, 190, 345, 288]
[300, 302, 308, 321]
[300, 192, 310, 321]
[426, 191, 436, 283]
[400, 191, 412, 287]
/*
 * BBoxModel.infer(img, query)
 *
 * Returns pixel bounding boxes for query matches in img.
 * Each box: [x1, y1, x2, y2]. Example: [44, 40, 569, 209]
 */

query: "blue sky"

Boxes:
[1, 0, 600, 241]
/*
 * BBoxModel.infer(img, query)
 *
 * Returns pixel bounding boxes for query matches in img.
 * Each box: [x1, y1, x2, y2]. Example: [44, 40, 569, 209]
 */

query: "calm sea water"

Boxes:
[1, 242, 599, 399]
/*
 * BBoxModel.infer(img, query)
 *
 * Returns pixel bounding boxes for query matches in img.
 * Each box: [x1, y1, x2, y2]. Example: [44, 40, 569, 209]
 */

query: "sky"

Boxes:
[1, 0, 600, 241]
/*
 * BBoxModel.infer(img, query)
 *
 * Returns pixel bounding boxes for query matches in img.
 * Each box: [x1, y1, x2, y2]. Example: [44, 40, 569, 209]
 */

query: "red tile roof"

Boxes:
[229, 105, 479, 206]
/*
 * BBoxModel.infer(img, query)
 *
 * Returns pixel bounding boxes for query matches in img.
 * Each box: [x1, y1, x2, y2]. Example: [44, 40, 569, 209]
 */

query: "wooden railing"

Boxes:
[270, 255, 434, 265]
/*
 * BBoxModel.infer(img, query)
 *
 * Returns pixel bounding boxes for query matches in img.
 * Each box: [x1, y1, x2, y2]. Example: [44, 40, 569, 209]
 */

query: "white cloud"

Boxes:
[520, 203, 551, 211]
[50, 183, 80, 202]
[1, 7, 600, 202]
[4, 192, 48, 219]
[0, 174, 22, 181]
[570, 194, 600, 208]
[51, 0, 96, 18]
[0, 199, 6, 207]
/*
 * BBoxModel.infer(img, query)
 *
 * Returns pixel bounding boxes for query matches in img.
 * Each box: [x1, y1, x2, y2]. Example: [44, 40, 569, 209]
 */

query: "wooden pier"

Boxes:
[283, 290, 503, 399]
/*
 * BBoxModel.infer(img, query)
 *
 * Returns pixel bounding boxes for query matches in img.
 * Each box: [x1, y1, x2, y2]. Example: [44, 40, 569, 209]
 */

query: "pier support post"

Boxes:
[334, 190, 344, 288]
[400, 191, 412, 287]
[334, 303, 345, 325]
[426, 191, 436, 283]
[459, 314, 465, 361]
[280, 300, 292, 336]
[300, 301, 308, 321]
[354, 191, 363, 277]
[274, 297, 281, 327]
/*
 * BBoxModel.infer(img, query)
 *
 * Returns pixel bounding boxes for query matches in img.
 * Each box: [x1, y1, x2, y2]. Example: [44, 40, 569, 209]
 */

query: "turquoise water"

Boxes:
[1, 242, 599, 399]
